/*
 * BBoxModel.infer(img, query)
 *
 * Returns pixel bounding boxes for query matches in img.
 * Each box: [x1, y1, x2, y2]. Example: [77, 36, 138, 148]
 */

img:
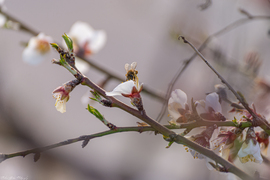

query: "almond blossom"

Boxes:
[238, 127, 263, 164]
[196, 92, 225, 123]
[167, 89, 189, 124]
[68, 21, 106, 57]
[66, 21, 106, 74]
[106, 80, 143, 98]
[52, 80, 79, 113]
[22, 33, 53, 65]
[52, 86, 70, 113]
[106, 80, 143, 111]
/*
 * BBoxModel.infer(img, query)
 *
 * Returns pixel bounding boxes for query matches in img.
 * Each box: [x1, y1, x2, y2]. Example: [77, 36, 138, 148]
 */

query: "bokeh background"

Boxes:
[0, 0, 270, 179]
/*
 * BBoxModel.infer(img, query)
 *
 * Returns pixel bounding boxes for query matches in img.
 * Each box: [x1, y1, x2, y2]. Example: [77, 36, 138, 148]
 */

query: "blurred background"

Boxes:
[0, 0, 270, 179]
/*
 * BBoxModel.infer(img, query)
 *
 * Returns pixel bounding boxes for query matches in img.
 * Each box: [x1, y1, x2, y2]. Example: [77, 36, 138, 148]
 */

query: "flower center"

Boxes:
[36, 39, 50, 54]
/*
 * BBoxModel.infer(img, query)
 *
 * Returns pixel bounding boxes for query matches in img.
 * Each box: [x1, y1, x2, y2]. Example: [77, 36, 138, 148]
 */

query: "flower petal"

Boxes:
[88, 30, 106, 53]
[168, 99, 182, 120]
[205, 92, 222, 113]
[238, 139, 263, 164]
[69, 21, 95, 44]
[106, 80, 134, 96]
[170, 89, 187, 107]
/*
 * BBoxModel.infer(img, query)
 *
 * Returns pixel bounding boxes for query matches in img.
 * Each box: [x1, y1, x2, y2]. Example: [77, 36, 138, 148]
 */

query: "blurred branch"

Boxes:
[198, 0, 212, 10]
[0, 10, 165, 102]
[156, 11, 270, 122]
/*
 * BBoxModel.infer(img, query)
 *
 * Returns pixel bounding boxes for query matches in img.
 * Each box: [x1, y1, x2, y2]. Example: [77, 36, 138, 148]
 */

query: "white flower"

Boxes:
[106, 80, 142, 97]
[205, 92, 222, 113]
[68, 21, 106, 56]
[0, 153, 5, 163]
[22, 33, 53, 65]
[238, 139, 263, 164]
[196, 92, 221, 114]
[168, 89, 188, 122]
[52, 86, 71, 113]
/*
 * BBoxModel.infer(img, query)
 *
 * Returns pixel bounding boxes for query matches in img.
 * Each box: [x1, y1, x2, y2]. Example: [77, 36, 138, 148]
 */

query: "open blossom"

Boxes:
[238, 127, 263, 164]
[168, 89, 189, 124]
[212, 127, 243, 162]
[22, 33, 53, 65]
[52, 86, 70, 113]
[106, 80, 143, 110]
[52, 80, 79, 113]
[66, 22, 106, 73]
[196, 92, 225, 121]
[106, 80, 142, 98]
[68, 21, 106, 57]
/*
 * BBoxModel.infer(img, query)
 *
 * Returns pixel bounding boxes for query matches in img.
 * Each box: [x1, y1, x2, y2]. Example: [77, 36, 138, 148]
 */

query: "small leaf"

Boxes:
[62, 33, 73, 52]
[87, 104, 104, 120]
[50, 43, 59, 50]
[90, 97, 99, 102]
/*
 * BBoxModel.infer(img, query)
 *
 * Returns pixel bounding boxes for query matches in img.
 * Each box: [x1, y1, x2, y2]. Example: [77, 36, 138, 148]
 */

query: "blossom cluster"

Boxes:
[167, 88, 269, 167]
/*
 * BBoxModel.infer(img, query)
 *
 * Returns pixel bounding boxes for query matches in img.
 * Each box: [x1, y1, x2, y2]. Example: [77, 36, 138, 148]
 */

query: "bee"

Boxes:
[125, 62, 138, 81]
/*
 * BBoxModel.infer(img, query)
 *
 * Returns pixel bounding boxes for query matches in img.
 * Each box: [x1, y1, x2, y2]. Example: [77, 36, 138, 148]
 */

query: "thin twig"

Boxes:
[156, 13, 270, 122]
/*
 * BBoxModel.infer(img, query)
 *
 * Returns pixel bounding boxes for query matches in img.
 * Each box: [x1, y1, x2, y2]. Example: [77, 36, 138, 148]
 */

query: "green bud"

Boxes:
[87, 104, 104, 120]
[62, 33, 73, 52]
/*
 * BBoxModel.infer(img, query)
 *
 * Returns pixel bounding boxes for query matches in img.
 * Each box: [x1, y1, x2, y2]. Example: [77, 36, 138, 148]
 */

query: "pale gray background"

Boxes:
[0, 0, 270, 180]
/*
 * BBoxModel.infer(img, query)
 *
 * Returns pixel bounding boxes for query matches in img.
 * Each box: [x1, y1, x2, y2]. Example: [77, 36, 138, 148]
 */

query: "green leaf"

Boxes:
[87, 104, 104, 120]
[50, 43, 59, 50]
[62, 33, 73, 52]
[90, 97, 99, 102]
